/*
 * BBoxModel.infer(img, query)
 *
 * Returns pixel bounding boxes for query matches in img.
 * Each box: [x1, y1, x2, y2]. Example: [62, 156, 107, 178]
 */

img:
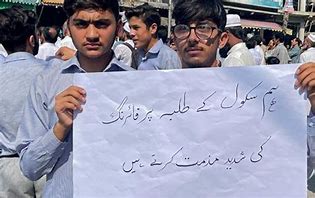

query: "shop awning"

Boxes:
[0, 0, 38, 5]
[0, 0, 38, 9]
[241, 19, 283, 31]
[40, 0, 63, 6]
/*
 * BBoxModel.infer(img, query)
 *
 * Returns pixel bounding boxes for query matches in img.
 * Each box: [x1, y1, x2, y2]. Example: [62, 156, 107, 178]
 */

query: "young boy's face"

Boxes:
[68, 9, 118, 59]
[174, 20, 226, 68]
[129, 16, 155, 50]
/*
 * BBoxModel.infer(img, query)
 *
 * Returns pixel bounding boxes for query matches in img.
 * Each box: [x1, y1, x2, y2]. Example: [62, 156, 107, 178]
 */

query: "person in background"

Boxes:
[288, 37, 301, 64]
[172, 0, 228, 68]
[265, 39, 276, 58]
[0, 6, 46, 198]
[56, 20, 77, 51]
[113, 22, 138, 69]
[15, 0, 132, 197]
[126, 3, 182, 70]
[270, 32, 290, 64]
[157, 25, 168, 44]
[36, 26, 59, 60]
[252, 35, 266, 65]
[222, 14, 255, 67]
[265, 56, 280, 65]
[300, 33, 315, 63]
[246, 36, 263, 65]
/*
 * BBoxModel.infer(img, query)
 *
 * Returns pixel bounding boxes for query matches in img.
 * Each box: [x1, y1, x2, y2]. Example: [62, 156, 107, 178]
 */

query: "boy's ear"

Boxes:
[218, 32, 229, 49]
[150, 23, 158, 35]
[28, 35, 35, 47]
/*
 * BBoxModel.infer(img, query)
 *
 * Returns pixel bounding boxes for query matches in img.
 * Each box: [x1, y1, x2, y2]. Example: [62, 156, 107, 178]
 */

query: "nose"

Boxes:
[187, 27, 199, 43]
[86, 24, 99, 42]
[129, 28, 136, 39]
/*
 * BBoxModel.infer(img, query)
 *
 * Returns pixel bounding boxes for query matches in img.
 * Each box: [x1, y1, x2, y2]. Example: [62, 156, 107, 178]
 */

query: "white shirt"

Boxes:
[56, 36, 76, 51]
[222, 42, 256, 67]
[300, 47, 315, 63]
[113, 39, 134, 67]
[36, 42, 58, 60]
[249, 48, 262, 65]
[255, 45, 266, 65]
[0, 43, 8, 57]
[270, 43, 290, 64]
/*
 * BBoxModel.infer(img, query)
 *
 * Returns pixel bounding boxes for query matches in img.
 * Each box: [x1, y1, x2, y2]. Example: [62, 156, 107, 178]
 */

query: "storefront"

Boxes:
[36, 0, 65, 27]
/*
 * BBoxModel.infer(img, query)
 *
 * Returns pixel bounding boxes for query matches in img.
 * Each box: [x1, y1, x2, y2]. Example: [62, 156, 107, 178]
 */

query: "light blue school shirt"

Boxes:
[0, 54, 5, 63]
[15, 54, 132, 198]
[0, 52, 48, 157]
[138, 39, 182, 70]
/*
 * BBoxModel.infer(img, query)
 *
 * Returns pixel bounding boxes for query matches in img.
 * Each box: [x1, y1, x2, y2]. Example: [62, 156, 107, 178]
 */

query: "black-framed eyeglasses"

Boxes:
[173, 23, 220, 40]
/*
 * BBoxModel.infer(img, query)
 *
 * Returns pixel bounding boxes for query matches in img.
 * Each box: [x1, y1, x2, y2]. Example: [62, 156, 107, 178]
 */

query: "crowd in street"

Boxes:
[1, 0, 315, 197]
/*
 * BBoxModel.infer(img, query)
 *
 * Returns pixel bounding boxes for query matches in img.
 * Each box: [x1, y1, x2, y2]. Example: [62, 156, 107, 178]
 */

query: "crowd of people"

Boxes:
[1, 0, 315, 197]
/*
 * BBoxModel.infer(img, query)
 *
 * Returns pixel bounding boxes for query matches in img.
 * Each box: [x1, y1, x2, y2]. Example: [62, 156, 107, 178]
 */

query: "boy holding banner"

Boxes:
[172, 0, 228, 68]
[172, 0, 315, 187]
[296, 62, 315, 180]
[15, 0, 131, 197]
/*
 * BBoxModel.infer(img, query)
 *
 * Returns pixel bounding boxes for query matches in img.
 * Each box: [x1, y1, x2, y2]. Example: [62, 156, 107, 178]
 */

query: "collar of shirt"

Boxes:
[227, 42, 247, 56]
[140, 39, 163, 61]
[3, 52, 36, 63]
[307, 47, 315, 52]
[277, 43, 285, 48]
[40, 42, 57, 48]
[61, 52, 133, 73]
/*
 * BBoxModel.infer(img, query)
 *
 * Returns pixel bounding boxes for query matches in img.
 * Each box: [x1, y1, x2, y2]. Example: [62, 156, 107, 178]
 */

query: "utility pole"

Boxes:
[298, 0, 306, 40]
[168, 0, 172, 38]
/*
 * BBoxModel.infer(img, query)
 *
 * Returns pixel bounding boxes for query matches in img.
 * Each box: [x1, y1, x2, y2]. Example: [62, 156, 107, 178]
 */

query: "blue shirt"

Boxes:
[288, 45, 301, 64]
[15, 54, 132, 198]
[138, 39, 182, 70]
[0, 54, 5, 63]
[0, 52, 48, 156]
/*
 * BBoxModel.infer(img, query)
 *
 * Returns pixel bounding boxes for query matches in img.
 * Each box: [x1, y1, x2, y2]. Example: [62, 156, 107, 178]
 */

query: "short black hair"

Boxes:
[253, 35, 262, 45]
[246, 37, 256, 49]
[266, 56, 280, 65]
[125, 3, 161, 29]
[274, 32, 284, 43]
[294, 37, 302, 46]
[42, 27, 58, 43]
[63, 0, 120, 21]
[158, 25, 168, 43]
[0, 6, 37, 53]
[226, 26, 245, 40]
[172, 0, 226, 31]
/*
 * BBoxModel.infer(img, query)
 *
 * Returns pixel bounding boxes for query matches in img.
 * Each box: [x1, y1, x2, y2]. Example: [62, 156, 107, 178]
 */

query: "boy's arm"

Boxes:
[16, 75, 86, 180]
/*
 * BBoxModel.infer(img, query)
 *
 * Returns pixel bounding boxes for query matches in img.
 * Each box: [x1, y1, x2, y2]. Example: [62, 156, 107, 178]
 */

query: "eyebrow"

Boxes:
[72, 18, 111, 23]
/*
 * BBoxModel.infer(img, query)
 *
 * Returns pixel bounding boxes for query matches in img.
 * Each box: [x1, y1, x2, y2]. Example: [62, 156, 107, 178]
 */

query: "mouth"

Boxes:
[185, 47, 202, 55]
[84, 43, 101, 50]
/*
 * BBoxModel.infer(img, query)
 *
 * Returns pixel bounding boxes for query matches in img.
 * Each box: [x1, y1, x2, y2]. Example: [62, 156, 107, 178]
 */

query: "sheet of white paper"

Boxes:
[73, 65, 307, 198]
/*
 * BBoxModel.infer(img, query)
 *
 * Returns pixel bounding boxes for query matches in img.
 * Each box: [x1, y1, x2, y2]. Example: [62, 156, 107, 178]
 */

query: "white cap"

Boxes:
[119, 11, 127, 24]
[123, 22, 130, 33]
[225, 14, 241, 28]
[247, 33, 254, 39]
[308, 33, 315, 43]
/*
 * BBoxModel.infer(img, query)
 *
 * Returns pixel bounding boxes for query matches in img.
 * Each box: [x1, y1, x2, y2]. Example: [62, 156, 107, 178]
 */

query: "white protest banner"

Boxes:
[73, 65, 307, 198]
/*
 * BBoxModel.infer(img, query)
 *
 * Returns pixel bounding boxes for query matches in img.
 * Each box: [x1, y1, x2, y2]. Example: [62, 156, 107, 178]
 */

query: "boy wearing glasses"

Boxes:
[15, 0, 131, 197]
[126, 3, 182, 70]
[172, 0, 228, 68]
